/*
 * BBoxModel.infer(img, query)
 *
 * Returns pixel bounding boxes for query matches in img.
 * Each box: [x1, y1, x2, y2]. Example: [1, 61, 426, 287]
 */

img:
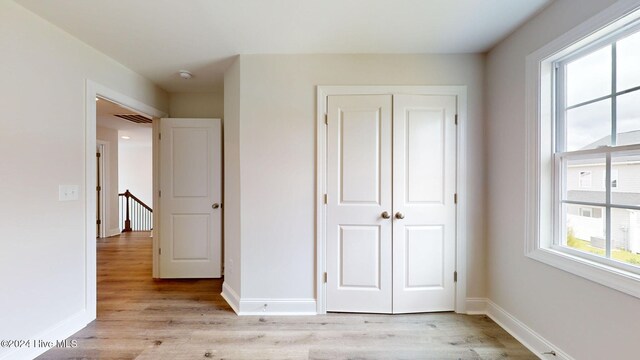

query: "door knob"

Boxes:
[395, 212, 404, 219]
[212, 203, 220, 209]
[381, 211, 391, 219]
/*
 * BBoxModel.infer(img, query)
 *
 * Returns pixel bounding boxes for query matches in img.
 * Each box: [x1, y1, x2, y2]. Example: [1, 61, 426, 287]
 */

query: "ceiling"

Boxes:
[97, 98, 152, 148]
[16, 0, 552, 93]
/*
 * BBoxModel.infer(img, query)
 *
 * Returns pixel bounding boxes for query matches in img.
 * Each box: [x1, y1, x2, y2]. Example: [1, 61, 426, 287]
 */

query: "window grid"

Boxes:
[554, 27, 640, 272]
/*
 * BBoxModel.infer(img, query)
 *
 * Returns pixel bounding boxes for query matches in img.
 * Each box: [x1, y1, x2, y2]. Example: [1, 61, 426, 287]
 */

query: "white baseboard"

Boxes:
[465, 297, 488, 315]
[0, 310, 91, 360]
[485, 300, 574, 360]
[221, 282, 240, 314]
[107, 228, 120, 237]
[221, 283, 316, 316]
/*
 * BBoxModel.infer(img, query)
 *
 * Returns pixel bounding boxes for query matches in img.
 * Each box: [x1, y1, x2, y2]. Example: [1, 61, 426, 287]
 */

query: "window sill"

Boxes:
[526, 247, 640, 299]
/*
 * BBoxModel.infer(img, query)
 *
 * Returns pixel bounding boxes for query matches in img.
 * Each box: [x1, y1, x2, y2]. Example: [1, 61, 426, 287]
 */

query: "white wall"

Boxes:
[486, 0, 640, 359]
[227, 54, 486, 302]
[223, 57, 242, 297]
[0, 1, 168, 356]
[169, 92, 224, 118]
[96, 126, 120, 236]
[119, 141, 153, 207]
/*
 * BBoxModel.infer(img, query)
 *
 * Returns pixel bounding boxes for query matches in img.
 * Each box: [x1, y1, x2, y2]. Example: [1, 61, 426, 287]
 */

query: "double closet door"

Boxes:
[326, 94, 457, 314]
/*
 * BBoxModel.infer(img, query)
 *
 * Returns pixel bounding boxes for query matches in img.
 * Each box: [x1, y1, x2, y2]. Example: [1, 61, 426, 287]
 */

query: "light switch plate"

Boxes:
[59, 185, 79, 201]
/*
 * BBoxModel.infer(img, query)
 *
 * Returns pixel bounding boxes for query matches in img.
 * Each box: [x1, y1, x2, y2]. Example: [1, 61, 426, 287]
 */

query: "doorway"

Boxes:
[84, 81, 167, 319]
[96, 97, 154, 237]
[316, 86, 469, 315]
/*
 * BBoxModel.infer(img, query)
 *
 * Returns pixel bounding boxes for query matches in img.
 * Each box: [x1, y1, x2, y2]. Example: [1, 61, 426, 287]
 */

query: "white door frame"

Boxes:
[96, 141, 108, 238]
[85, 80, 167, 319]
[316, 85, 468, 314]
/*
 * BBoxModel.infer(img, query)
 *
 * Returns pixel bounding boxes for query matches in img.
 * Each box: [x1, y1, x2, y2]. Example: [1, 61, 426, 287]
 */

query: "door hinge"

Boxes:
[454, 193, 458, 204]
[455, 114, 458, 125]
[159, 248, 162, 255]
[323, 194, 327, 204]
[454, 271, 458, 282]
[96, 186, 101, 191]
[324, 113, 328, 125]
[96, 152, 101, 158]
[96, 219, 101, 225]
[159, 133, 162, 140]
[323, 272, 327, 283]
[159, 190, 161, 198]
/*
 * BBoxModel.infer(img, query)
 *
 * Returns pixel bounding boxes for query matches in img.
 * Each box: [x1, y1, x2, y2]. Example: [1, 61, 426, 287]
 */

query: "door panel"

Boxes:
[339, 225, 381, 288]
[340, 109, 381, 204]
[392, 95, 456, 313]
[172, 214, 210, 260]
[160, 118, 222, 278]
[172, 128, 209, 197]
[404, 226, 444, 288]
[406, 110, 445, 204]
[326, 95, 393, 313]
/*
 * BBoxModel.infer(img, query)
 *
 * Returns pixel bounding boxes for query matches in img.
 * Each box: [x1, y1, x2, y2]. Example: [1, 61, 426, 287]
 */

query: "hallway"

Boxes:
[37, 232, 534, 359]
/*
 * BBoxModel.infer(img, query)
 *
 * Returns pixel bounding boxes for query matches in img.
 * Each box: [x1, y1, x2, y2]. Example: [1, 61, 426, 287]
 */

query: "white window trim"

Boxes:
[525, 0, 640, 299]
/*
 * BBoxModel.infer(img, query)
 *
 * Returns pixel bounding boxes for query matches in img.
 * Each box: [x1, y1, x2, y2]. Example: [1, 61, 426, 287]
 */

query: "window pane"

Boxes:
[565, 204, 607, 256]
[611, 207, 640, 267]
[616, 90, 640, 141]
[565, 156, 606, 203]
[611, 151, 640, 207]
[566, 99, 611, 151]
[617, 30, 640, 92]
[566, 45, 611, 106]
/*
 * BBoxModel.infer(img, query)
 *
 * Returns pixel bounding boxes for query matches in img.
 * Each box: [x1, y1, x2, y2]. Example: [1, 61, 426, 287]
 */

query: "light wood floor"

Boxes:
[38, 232, 535, 360]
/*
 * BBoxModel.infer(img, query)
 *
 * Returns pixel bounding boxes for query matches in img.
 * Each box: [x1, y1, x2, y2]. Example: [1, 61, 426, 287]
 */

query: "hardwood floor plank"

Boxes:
[37, 232, 536, 360]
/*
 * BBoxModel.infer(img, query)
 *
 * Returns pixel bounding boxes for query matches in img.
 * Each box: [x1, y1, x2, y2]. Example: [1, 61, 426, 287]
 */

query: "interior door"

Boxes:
[392, 94, 457, 313]
[159, 118, 222, 278]
[326, 95, 393, 313]
[325, 93, 457, 314]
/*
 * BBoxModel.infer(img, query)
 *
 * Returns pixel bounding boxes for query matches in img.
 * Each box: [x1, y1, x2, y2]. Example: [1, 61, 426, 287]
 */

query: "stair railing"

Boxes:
[118, 190, 153, 232]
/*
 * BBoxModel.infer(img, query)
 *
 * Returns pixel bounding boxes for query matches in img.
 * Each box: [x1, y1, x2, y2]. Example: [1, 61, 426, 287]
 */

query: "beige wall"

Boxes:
[486, 0, 640, 358]
[228, 54, 486, 301]
[96, 126, 120, 236]
[169, 92, 224, 118]
[0, 1, 168, 354]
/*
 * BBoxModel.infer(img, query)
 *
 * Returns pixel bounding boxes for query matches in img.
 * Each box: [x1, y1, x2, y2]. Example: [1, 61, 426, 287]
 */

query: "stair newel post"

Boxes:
[124, 189, 132, 232]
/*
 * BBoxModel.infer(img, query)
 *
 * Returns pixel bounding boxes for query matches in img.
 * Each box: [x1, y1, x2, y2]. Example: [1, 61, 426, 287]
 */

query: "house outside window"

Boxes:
[525, 3, 640, 299]
[578, 171, 592, 188]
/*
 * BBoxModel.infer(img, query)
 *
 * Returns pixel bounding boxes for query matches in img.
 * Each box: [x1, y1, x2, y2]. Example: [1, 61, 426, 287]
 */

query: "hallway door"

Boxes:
[159, 118, 222, 278]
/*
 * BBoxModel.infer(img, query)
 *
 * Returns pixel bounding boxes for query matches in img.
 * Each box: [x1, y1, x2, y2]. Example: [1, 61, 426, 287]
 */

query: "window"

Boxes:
[578, 171, 592, 188]
[555, 23, 640, 273]
[604, 169, 619, 188]
[580, 208, 593, 218]
[526, 2, 640, 299]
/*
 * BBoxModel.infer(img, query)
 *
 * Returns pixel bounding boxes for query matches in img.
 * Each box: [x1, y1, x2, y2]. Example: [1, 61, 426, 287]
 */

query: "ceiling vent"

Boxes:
[114, 114, 152, 124]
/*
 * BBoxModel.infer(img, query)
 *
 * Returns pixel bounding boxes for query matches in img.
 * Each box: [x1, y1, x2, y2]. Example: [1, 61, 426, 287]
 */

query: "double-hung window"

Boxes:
[526, 3, 640, 299]
[555, 24, 640, 273]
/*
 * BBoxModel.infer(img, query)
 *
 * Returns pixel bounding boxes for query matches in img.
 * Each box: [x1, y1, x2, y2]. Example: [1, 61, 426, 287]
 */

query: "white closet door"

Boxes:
[326, 95, 393, 313]
[159, 118, 222, 278]
[392, 95, 457, 313]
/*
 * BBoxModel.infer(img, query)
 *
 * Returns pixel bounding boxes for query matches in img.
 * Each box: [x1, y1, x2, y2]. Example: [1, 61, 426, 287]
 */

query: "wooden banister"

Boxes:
[119, 190, 153, 232]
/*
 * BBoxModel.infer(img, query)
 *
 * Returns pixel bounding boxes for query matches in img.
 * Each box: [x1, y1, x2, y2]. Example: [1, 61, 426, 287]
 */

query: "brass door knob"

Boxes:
[381, 211, 391, 219]
[395, 212, 404, 219]
[212, 203, 220, 209]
